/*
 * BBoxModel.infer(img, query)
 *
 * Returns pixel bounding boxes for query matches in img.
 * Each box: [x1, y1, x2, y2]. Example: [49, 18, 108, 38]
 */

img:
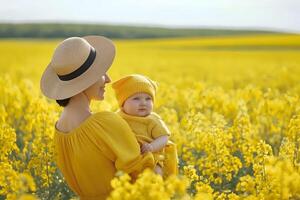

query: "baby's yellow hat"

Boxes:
[112, 74, 157, 107]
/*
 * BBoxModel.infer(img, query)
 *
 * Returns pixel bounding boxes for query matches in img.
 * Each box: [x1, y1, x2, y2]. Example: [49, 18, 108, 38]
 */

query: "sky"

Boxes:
[0, 0, 299, 32]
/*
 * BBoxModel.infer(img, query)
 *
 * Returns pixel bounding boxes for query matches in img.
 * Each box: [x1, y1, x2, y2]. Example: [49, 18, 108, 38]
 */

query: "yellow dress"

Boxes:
[117, 110, 178, 177]
[54, 111, 155, 200]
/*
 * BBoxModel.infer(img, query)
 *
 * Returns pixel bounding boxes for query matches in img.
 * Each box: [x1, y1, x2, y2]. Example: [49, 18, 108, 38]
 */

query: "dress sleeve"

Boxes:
[149, 113, 171, 139]
[90, 112, 155, 174]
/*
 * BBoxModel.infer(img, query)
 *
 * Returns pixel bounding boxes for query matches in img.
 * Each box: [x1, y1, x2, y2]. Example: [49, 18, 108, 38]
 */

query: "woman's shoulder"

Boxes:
[92, 111, 123, 121]
[89, 111, 135, 140]
[55, 111, 126, 135]
[90, 111, 130, 128]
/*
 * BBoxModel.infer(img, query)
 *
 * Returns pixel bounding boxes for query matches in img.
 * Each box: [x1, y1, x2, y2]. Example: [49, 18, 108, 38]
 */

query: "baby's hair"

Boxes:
[56, 98, 71, 107]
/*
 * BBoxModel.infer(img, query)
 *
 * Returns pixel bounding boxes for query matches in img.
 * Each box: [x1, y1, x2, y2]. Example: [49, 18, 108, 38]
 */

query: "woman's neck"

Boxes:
[64, 92, 92, 114]
[56, 92, 92, 133]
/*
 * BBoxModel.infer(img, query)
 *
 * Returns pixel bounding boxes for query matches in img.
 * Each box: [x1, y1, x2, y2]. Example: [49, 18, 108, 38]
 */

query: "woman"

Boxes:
[40, 36, 155, 200]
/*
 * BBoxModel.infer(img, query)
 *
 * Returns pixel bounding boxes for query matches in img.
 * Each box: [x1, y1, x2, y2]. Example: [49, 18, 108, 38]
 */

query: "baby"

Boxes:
[112, 74, 178, 177]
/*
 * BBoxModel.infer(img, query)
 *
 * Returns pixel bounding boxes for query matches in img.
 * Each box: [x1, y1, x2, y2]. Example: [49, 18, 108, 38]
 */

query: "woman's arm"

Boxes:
[93, 112, 155, 174]
[141, 135, 169, 153]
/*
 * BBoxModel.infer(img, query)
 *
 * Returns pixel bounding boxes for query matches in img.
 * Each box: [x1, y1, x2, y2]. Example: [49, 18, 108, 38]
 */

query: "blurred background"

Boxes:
[1, 0, 299, 87]
[0, 0, 299, 38]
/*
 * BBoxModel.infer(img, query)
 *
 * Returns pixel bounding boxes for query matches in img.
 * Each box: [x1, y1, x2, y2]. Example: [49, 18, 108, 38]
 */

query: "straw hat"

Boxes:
[40, 35, 115, 100]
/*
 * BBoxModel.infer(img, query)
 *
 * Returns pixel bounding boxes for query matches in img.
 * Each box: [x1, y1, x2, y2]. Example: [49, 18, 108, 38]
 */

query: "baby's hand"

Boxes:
[141, 143, 154, 154]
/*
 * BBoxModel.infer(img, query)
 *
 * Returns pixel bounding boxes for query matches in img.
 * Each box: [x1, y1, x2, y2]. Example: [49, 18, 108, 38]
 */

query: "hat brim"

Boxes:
[40, 36, 115, 100]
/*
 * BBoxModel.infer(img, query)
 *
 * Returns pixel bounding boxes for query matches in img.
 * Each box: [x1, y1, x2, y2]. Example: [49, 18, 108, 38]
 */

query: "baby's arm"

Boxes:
[141, 135, 169, 153]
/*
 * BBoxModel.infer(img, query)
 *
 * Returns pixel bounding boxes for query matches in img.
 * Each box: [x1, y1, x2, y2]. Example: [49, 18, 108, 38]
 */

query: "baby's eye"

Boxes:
[133, 97, 140, 100]
[146, 97, 152, 100]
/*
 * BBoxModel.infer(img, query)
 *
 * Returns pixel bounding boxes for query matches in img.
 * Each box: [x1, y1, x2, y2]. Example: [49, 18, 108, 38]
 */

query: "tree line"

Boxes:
[0, 23, 279, 39]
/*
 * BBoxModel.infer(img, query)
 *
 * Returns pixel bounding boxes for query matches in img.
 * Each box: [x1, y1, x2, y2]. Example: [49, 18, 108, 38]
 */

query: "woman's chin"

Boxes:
[98, 96, 104, 100]
[94, 95, 104, 101]
[97, 91, 105, 100]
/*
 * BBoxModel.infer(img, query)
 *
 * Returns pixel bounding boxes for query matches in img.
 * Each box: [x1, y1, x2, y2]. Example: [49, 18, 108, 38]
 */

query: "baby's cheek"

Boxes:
[133, 102, 139, 108]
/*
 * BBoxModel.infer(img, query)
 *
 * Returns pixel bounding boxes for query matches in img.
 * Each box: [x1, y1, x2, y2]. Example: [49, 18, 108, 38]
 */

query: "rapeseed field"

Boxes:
[1, 34, 300, 199]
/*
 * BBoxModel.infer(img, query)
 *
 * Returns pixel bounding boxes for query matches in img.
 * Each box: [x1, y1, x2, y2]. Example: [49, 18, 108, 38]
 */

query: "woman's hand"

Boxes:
[141, 143, 154, 154]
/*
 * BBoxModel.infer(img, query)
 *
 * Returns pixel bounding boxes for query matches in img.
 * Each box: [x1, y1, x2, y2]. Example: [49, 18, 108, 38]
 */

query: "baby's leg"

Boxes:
[154, 165, 163, 176]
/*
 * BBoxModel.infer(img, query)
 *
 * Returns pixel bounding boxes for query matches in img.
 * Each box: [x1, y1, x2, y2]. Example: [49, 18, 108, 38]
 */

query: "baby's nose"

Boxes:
[140, 99, 147, 105]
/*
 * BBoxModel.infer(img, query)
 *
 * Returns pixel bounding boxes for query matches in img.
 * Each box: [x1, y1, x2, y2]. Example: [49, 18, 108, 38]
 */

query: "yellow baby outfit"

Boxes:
[117, 110, 178, 177]
[54, 111, 155, 200]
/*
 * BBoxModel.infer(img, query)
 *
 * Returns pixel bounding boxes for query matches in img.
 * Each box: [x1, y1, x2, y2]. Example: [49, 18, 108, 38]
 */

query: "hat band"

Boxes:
[58, 47, 96, 81]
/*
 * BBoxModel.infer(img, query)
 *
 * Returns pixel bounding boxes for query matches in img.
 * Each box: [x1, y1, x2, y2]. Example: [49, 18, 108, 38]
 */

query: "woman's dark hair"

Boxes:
[56, 98, 71, 107]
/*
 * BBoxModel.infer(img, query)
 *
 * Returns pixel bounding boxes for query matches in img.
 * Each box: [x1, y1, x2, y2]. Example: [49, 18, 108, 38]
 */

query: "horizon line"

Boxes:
[0, 20, 299, 34]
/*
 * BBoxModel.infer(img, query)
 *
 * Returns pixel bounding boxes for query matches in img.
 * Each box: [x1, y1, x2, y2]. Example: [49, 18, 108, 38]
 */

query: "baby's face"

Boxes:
[122, 92, 153, 117]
